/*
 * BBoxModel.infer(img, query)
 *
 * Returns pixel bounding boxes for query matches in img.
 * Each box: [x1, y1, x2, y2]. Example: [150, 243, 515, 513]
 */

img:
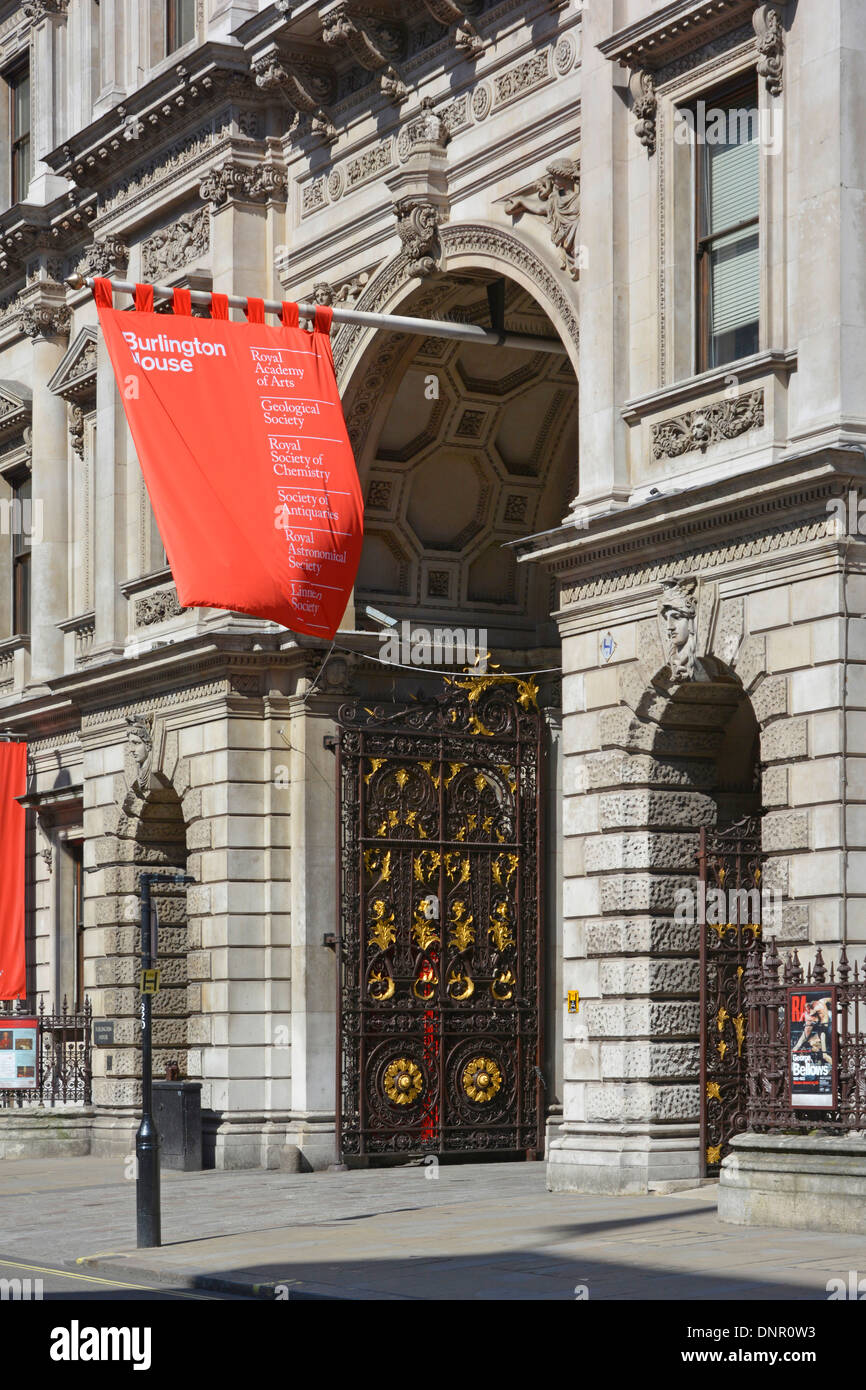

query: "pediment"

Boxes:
[0, 380, 32, 445]
[47, 326, 98, 402]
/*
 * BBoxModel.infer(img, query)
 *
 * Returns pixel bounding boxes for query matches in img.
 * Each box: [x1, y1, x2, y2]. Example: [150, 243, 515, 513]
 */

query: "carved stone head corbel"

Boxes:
[659, 577, 698, 683]
[125, 715, 154, 795]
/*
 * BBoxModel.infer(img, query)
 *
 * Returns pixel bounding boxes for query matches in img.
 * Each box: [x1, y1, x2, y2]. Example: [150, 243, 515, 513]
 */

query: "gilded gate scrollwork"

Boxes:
[698, 818, 764, 1175]
[337, 677, 544, 1159]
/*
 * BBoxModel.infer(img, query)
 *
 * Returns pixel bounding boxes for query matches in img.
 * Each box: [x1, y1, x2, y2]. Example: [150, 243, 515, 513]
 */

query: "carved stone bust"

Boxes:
[125, 715, 153, 794]
[659, 577, 698, 683]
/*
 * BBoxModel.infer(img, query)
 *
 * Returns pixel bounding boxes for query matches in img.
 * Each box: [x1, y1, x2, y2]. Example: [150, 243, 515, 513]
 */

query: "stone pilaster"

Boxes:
[26, 306, 69, 684]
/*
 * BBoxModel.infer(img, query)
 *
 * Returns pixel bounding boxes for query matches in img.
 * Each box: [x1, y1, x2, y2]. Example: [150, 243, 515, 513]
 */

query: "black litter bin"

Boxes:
[153, 1080, 203, 1171]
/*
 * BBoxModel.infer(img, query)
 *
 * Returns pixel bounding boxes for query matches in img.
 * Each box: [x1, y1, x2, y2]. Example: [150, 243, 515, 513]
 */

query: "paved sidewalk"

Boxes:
[0, 1156, 860, 1300]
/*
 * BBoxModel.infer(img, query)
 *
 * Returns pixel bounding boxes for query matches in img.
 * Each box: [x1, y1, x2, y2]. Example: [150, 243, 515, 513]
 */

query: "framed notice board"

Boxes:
[0, 1017, 39, 1090]
[788, 986, 837, 1110]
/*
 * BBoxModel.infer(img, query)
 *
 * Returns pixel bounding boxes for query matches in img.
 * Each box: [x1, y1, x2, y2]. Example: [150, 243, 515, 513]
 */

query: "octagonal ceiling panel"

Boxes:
[406, 451, 487, 551]
[376, 369, 444, 457]
[494, 385, 573, 477]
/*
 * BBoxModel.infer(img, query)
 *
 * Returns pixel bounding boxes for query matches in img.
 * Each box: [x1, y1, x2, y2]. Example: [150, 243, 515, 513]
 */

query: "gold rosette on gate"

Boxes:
[384, 1058, 424, 1106]
[462, 1056, 503, 1103]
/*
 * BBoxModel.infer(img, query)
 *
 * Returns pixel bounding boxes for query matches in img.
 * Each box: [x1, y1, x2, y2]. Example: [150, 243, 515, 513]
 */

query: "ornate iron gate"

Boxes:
[336, 674, 544, 1161]
[698, 818, 764, 1176]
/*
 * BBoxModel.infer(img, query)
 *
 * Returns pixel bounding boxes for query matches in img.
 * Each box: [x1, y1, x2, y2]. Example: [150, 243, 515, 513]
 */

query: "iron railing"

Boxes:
[0, 997, 92, 1108]
[745, 937, 866, 1133]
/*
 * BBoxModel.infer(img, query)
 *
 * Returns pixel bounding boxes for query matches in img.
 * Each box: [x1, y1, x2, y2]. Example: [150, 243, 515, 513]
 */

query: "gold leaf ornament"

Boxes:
[384, 1058, 424, 1105]
[462, 1056, 503, 1103]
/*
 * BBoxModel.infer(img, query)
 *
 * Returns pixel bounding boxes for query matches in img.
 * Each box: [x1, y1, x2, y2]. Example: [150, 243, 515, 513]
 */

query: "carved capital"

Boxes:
[20, 303, 70, 339]
[753, 2, 784, 96]
[629, 69, 657, 155]
[77, 236, 128, 278]
[394, 196, 442, 278]
[199, 162, 287, 210]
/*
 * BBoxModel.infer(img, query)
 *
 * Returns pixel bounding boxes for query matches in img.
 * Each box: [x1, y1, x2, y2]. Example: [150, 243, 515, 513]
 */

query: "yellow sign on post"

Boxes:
[140, 968, 161, 996]
[567, 990, 580, 1014]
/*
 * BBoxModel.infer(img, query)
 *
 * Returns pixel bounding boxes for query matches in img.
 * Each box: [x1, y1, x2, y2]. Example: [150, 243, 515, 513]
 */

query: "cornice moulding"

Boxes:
[42, 43, 255, 187]
[519, 453, 866, 580]
[622, 349, 796, 425]
[598, 0, 782, 69]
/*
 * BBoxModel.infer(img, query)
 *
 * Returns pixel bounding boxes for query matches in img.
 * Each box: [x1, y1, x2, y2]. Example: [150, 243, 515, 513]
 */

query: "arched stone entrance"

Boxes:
[330, 243, 579, 1148]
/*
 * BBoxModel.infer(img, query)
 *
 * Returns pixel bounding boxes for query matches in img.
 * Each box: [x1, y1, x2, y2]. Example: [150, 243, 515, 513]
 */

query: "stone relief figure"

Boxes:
[659, 577, 698, 683]
[504, 159, 581, 280]
[125, 715, 154, 795]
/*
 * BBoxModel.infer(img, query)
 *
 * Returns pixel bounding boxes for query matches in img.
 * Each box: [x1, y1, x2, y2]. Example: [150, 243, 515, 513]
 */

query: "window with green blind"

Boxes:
[166, 0, 195, 54]
[8, 63, 31, 205]
[11, 473, 31, 636]
[696, 80, 760, 370]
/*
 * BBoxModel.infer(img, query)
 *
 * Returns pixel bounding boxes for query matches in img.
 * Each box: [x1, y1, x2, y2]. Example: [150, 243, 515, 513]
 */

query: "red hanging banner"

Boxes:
[93, 279, 364, 638]
[0, 743, 27, 1000]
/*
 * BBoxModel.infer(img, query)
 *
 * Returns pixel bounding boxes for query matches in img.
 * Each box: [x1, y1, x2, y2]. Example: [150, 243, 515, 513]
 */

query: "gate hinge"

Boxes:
[323, 932, 339, 951]
[323, 734, 337, 753]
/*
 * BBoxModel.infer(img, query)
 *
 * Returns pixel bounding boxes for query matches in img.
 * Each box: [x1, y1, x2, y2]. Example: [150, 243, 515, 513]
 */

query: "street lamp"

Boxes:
[136, 869, 193, 1249]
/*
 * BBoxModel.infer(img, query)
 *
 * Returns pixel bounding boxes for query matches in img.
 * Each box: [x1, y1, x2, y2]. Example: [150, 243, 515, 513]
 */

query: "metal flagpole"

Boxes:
[65, 274, 569, 357]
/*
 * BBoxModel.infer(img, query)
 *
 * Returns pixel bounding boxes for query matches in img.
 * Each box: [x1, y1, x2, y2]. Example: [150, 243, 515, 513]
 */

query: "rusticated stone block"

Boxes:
[584, 999, 699, 1037]
[584, 1081, 699, 1122]
[762, 856, 789, 896]
[93, 1078, 142, 1106]
[761, 717, 808, 763]
[751, 674, 788, 725]
[761, 810, 810, 852]
[637, 617, 664, 670]
[762, 766, 788, 807]
[187, 1015, 212, 1045]
[187, 818, 212, 849]
[95, 958, 115, 986]
[584, 751, 718, 791]
[153, 1019, 189, 1046]
[149, 955, 188, 986]
[599, 790, 717, 830]
[599, 958, 699, 997]
[734, 633, 767, 692]
[586, 917, 700, 956]
[774, 901, 810, 942]
[585, 832, 700, 873]
[187, 983, 202, 1012]
[187, 951, 212, 981]
[600, 874, 686, 915]
[187, 885, 211, 916]
[600, 1041, 699, 1079]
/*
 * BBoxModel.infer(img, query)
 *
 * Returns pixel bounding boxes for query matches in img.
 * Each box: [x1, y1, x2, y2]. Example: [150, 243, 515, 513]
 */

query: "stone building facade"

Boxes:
[0, 0, 862, 1185]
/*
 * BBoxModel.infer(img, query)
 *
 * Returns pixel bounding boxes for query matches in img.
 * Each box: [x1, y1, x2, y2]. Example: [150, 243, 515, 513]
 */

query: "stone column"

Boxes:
[283, 691, 339, 1171]
[576, 0, 631, 506]
[93, 0, 126, 115]
[25, 304, 69, 685]
[91, 334, 128, 659]
[27, 6, 69, 204]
